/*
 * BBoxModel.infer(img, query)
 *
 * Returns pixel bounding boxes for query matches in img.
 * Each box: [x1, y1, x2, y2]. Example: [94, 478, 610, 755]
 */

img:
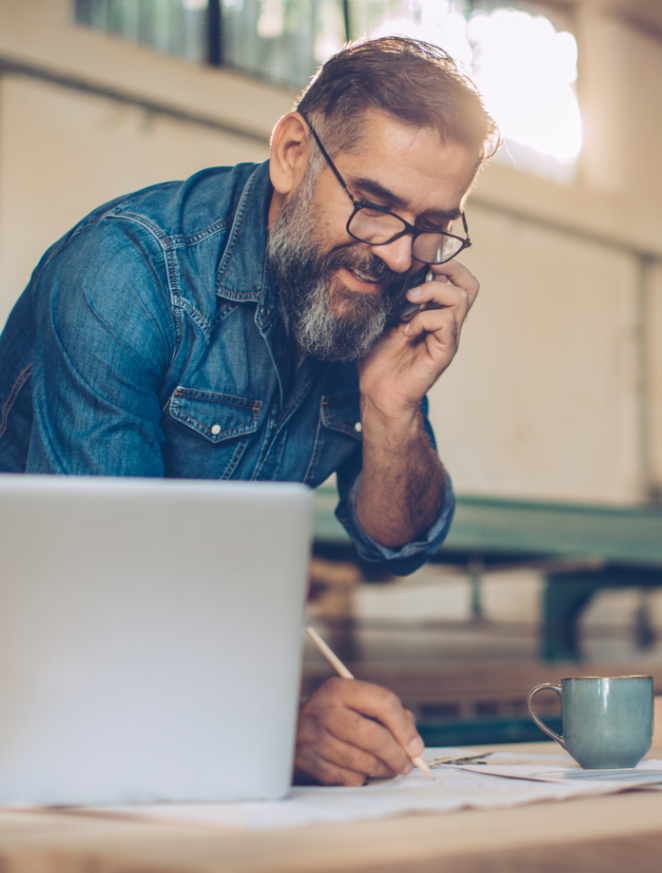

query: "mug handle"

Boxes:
[527, 683, 566, 748]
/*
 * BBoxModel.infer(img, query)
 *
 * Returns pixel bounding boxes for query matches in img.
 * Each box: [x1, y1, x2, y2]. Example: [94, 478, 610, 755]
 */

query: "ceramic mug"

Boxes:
[527, 675, 654, 769]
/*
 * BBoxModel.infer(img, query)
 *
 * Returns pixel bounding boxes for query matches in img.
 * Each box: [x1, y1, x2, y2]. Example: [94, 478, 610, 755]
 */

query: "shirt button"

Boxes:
[211, 424, 221, 435]
[260, 305, 271, 318]
[354, 422, 362, 433]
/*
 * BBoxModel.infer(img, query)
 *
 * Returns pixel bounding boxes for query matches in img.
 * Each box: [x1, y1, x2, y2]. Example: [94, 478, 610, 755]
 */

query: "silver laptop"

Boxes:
[0, 475, 312, 805]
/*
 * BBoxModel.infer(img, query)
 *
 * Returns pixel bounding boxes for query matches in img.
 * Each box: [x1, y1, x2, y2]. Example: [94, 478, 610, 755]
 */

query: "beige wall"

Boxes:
[0, 76, 269, 327]
[472, 11, 662, 256]
[427, 207, 642, 503]
[579, 10, 662, 236]
[426, 8, 662, 505]
[0, 0, 291, 142]
[0, 0, 291, 324]
[1, 0, 661, 505]
[648, 263, 662, 494]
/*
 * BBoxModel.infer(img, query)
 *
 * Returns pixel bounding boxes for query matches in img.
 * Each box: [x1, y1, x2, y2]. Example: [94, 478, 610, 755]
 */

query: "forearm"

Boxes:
[355, 404, 446, 548]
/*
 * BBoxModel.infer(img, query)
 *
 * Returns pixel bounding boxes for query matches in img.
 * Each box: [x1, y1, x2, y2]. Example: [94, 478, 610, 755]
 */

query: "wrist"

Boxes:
[359, 394, 420, 443]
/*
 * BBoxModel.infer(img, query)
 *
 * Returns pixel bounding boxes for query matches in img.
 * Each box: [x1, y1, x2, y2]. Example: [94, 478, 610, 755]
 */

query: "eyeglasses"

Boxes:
[304, 118, 471, 266]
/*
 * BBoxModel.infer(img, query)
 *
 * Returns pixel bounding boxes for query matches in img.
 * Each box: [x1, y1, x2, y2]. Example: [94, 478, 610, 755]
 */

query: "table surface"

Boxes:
[3, 742, 662, 873]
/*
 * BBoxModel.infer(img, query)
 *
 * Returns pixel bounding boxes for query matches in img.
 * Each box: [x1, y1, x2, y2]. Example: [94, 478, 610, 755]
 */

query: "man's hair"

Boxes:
[296, 36, 499, 169]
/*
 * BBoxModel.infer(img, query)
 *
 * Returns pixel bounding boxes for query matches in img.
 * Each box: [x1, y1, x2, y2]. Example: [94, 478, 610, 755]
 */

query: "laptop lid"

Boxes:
[0, 475, 312, 804]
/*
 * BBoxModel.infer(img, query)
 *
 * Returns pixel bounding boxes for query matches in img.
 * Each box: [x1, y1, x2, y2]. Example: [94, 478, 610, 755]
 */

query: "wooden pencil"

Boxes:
[305, 626, 434, 780]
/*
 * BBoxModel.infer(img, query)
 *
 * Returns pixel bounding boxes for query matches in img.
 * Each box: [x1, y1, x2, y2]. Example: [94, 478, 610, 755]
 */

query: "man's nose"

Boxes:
[371, 234, 413, 274]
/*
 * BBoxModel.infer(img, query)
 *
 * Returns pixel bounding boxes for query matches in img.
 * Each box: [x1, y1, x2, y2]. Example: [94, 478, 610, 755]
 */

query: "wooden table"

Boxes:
[2, 742, 662, 873]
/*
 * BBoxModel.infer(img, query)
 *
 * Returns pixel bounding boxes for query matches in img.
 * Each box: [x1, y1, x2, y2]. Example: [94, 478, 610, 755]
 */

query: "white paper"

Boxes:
[68, 750, 662, 831]
[455, 756, 662, 786]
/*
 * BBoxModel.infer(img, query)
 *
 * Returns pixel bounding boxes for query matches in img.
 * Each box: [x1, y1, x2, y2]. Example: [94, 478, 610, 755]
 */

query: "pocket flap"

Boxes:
[321, 391, 362, 440]
[169, 388, 261, 443]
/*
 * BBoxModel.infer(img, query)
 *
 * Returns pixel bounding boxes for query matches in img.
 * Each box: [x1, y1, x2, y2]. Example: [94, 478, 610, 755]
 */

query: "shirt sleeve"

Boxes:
[25, 217, 176, 476]
[333, 397, 455, 576]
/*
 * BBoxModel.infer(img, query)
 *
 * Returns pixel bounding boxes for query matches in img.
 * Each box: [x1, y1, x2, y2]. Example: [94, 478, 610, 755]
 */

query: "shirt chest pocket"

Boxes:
[305, 391, 362, 486]
[164, 387, 261, 479]
[321, 392, 363, 439]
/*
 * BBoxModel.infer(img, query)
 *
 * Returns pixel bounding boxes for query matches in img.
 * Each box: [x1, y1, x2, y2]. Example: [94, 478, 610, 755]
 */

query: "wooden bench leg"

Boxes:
[541, 575, 597, 661]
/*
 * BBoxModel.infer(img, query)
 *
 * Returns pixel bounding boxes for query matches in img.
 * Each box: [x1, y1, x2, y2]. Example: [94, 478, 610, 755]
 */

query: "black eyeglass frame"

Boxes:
[304, 119, 472, 265]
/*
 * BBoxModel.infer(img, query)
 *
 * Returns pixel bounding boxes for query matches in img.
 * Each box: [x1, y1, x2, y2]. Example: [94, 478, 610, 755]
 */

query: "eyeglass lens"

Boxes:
[349, 208, 465, 264]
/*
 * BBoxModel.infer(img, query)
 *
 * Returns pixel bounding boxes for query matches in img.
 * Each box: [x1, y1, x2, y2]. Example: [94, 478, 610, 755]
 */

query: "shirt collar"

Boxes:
[215, 161, 277, 326]
[215, 160, 298, 397]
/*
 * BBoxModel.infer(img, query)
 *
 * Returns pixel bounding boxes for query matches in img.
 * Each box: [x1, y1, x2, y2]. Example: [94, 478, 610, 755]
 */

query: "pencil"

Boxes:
[305, 626, 434, 780]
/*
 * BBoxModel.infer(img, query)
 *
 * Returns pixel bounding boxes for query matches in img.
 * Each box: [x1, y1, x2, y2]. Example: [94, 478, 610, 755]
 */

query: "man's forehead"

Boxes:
[334, 112, 477, 215]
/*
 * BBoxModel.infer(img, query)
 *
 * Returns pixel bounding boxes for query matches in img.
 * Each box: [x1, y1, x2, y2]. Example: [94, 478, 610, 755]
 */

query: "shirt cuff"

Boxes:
[335, 470, 456, 576]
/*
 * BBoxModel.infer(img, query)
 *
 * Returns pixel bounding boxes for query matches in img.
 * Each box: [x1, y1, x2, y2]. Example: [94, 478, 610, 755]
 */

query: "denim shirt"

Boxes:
[0, 161, 454, 574]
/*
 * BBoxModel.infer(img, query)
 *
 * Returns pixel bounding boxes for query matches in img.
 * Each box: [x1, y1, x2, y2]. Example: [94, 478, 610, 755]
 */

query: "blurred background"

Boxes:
[2, 0, 662, 743]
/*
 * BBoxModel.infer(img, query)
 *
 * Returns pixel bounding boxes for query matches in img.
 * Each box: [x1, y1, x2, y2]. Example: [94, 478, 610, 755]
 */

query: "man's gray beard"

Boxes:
[267, 175, 411, 363]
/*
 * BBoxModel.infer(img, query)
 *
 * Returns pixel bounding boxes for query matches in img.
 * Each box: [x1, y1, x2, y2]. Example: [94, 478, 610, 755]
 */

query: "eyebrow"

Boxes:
[348, 175, 462, 224]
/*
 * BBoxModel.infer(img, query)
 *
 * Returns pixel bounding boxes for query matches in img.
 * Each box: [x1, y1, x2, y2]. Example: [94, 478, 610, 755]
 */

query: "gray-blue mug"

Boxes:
[527, 675, 654, 769]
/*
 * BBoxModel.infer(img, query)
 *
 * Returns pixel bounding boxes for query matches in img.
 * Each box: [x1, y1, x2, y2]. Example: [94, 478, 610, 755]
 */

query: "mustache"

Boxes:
[323, 247, 429, 308]
[323, 247, 425, 296]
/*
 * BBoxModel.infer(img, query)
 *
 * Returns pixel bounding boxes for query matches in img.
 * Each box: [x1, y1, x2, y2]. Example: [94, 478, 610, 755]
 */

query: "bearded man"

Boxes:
[0, 37, 496, 785]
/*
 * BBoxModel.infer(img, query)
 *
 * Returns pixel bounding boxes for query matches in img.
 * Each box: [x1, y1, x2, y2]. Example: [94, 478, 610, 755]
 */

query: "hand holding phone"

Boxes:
[360, 258, 480, 422]
[399, 271, 443, 322]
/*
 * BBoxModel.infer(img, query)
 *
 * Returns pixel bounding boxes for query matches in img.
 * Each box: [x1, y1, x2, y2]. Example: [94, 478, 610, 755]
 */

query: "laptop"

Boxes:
[0, 475, 313, 805]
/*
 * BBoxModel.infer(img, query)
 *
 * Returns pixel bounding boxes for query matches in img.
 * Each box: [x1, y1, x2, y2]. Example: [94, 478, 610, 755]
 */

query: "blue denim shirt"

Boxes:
[0, 161, 454, 574]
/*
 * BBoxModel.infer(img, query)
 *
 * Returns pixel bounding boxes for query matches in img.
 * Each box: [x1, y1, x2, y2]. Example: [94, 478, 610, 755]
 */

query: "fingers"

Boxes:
[407, 260, 479, 310]
[294, 756, 366, 787]
[402, 261, 478, 345]
[429, 259, 480, 304]
[402, 306, 460, 343]
[406, 278, 470, 313]
[325, 701, 412, 776]
[325, 679, 422, 760]
[293, 678, 423, 786]
[295, 725, 398, 786]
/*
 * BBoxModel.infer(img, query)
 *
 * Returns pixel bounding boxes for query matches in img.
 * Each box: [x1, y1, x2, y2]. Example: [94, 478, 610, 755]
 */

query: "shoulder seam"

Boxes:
[111, 211, 215, 347]
[0, 363, 32, 439]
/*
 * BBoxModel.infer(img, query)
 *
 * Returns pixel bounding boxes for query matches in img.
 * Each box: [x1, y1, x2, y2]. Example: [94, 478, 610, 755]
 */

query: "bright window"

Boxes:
[74, 0, 208, 64]
[366, 2, 582, 182]
[74, 1, 582, 181]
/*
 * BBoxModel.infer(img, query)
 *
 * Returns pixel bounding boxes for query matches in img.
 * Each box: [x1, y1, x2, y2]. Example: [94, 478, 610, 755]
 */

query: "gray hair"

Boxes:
[296, 36, 499, 167]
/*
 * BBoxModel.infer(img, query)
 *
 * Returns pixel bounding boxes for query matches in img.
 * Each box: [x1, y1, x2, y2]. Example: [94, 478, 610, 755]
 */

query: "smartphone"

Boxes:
[399, 297, 426, 322]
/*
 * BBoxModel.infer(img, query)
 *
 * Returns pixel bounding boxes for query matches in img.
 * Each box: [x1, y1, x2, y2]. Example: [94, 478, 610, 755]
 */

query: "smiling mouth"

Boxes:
[345, 266, 381, 284]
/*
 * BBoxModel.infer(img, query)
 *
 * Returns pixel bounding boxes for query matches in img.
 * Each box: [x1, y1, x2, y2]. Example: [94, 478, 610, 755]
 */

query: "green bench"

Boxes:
[314, 485, 662, 660]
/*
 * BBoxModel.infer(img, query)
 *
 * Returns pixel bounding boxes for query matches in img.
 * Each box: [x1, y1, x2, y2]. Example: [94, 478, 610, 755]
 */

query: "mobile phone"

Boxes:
[399, 298, 426, 322]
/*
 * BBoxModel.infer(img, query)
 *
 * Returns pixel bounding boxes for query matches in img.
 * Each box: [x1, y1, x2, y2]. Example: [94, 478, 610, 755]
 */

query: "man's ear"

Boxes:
[269, 112, 311, 196]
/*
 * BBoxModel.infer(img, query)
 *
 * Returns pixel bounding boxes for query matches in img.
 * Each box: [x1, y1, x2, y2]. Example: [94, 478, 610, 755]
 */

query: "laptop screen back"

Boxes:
[0, 475, 312, 804]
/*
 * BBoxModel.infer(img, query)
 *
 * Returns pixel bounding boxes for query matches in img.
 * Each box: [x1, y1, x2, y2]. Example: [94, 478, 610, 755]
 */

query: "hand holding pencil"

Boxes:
[293, 626, 434, 786]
